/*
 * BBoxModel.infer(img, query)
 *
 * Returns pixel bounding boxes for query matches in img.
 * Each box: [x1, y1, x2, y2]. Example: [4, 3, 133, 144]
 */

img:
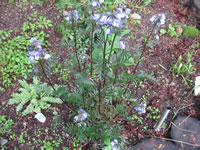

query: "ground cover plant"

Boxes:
[0, 0, 200, 149]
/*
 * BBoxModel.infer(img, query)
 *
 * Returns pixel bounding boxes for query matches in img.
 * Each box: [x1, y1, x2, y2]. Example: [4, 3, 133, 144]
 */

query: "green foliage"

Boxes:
[168, 24, 177, 37]
[0, 11, 52, 89]
[8, 76, 63, 116]
[160, 28, 167, 35]
[0, 115, 14, 134]
[23, 11, 52, 44]
[0, 30, 33, 88]
[170, 51, 195, 84]
[41, 141, 53, 150]
[9, 0, 15, 4]
[146, 106, 160, 119]
[182, 25, 200, 38]
[48, 1, 155, 148]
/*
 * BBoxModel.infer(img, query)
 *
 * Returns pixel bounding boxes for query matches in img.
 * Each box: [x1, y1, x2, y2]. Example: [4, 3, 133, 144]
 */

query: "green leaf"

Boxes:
[160, 29, 167, 34]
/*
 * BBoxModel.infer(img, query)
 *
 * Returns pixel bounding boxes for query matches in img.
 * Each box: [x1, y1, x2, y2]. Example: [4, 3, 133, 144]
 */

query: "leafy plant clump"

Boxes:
[170, 51, 195, 84]
[0, 11, 52, 89]
[8, 76, 62, 116]
[51, 0, 157, 148]
[0, 115, 14, 134]
[182, 25, 200, 38]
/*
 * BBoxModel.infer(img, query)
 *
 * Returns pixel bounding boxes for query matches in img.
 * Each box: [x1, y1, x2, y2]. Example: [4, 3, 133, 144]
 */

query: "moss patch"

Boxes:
[182, 26, 199, 38]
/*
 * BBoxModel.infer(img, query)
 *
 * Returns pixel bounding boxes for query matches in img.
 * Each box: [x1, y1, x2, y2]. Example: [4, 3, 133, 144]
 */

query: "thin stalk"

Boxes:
[90, 23, 94, 76]
[98, 81, 102, 115]
[73, 29, 81, 71]
[108, 33, 117, 64]
[123, 22, 157, 94]
[113, 49, 126, 85]
[102, 35, 109, 87]
[39, 60, 76, 112]
[82, 88, 86, 109]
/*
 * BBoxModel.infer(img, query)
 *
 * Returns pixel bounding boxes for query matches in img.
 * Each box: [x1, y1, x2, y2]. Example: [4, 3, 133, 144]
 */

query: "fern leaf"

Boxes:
[8, 93, 22, 104]
[41, 97, 63, 104]
[16, 98, 30, 112]
[22, 103, 34, 116]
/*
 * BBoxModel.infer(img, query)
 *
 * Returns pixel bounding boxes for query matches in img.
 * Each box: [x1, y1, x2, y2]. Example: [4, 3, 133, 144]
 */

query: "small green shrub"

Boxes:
[170, 51, 195, 84]
[0, 115, 14, 134]
[8, 76, 63, 116]
[168, 24, 177, 37]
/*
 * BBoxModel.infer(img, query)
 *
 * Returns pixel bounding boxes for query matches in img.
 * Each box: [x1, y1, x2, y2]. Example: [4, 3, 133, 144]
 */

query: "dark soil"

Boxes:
[0, 0, 200, 149]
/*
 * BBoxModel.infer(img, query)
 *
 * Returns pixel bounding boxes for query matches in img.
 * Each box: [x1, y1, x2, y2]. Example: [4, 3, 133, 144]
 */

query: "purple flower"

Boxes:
[92, 14, 101, 21]
[27, 50, 41, 63]
[44, 53, 51, 60]
[112, 19, 122, 28]
[114, 6, 131, 20]
[150, 13, 166, 28]
[135, 102, 147, 114]
[110, 139, 119, 150]
[65, 10, 79, 24]
[90, 0, 104, 7]
[105, 27, 112, 35]
[74, 109, 88, 122]
[118, 41, 126, 49]
[29, 38, 42, 46]
[99, 15, 108, 25]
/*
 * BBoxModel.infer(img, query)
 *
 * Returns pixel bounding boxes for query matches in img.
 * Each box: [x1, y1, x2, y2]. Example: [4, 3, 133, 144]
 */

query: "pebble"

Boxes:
[0, 139, 8, 146]
[130, 13, 141, 20]
[176, 26, 183, 35]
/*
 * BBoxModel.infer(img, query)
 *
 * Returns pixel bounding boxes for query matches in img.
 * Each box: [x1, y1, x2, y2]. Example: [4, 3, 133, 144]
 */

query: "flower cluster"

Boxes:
[92, 5, 131, 31]
[74, 109, 88, 122]
[27, 38, 51, 63]
[110, 139, 119, 150]
[65, 10, 79, 24]
[150, 13, 166, 28]
[90, 0, 104, 7]
[118, 41, 126, 49]
[135, 102, 147, 114]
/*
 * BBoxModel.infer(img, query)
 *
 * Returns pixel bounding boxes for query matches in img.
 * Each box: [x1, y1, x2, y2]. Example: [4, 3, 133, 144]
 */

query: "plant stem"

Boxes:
[108, 33, 117, 64]
[124, 21, 157, 94]
[39, 60, 76, 112]
[73, 29, 81, 71]
[98, 81, 102, 115]
[102, 35, 109, 87]
[90, 23, 94, 76]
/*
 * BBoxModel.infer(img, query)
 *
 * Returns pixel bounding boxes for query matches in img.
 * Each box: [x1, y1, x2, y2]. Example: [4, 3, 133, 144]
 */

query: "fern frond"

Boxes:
[22, 103, 34, 116]
[8, 93, 22, 104]
[41, 97, 63, 104]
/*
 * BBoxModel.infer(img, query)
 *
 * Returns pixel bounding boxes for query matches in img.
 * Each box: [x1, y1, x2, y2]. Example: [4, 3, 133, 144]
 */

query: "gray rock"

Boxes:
[133, 138, 178, 150]
[0, 139, 8, 146]
[194, 0, 200, 10]
[171, 116, 200, 150]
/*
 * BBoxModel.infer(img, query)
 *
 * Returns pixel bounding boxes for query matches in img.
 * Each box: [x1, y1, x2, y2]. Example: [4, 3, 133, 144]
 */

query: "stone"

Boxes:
[133, 138, 178, 150]
[130, 13, 141, 20]
[0, 139, 8, 146]
[176, 26, 183, 34]
[194, 0, 200, 10]
[171, 116, 200, 150]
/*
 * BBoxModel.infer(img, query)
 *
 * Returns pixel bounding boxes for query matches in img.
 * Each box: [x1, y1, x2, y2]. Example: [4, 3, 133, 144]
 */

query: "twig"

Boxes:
[153, 136, 200, 147]
[171, 122, 197, 134]
[39, 60, 76, 112]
